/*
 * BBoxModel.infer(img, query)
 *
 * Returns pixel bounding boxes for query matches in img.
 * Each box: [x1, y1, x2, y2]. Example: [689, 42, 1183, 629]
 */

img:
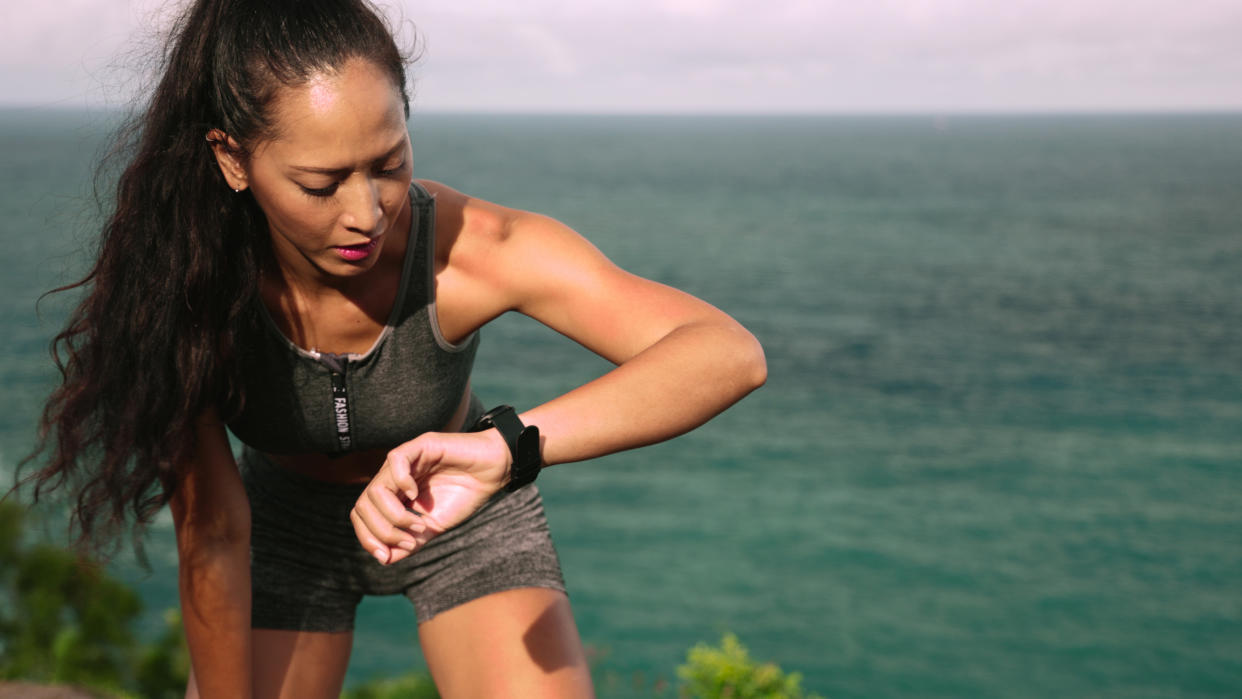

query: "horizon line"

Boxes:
[2, 103, 1242, 119]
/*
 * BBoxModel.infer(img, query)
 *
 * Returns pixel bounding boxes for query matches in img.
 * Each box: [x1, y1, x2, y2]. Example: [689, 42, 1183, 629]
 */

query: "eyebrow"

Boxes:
[290, 137, 407, 175]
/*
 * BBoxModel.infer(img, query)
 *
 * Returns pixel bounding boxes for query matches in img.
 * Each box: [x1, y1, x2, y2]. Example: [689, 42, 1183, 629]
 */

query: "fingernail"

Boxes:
[373, 548, 387, 564]
[398, 540, 416, 551]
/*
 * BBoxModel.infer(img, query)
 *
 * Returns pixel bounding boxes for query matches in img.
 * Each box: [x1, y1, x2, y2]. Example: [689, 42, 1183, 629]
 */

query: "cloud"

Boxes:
[402, 0, 1242, 111]
[3, 0, 1241, 111]
[1, 0, 168, 107]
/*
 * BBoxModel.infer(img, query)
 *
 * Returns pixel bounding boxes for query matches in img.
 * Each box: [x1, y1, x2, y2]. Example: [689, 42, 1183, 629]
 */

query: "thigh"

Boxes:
[184, 630, 352, 699]
[418, 587, 594, 699]
[252, 629, 354, 699]
[401, 484, 567, 623]
[244, 447, 372, 630]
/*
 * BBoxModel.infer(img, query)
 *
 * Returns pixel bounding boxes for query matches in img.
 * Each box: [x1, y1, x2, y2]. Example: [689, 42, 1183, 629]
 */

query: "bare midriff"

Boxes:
[266, 385, 474, 484]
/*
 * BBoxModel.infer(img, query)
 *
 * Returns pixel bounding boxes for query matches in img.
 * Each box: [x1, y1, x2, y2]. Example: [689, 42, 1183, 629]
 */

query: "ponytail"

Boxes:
[18, 0, 412, 554]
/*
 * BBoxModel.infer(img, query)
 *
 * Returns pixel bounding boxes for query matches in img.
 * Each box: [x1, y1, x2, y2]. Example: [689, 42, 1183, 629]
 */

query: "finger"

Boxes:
[390, 526, 441, 563]
[349, 508, 391, 564]
[354, 492, 418, 550]
[367, 483, 425, 532]
[384, 545, 414, 565]
[380, 524, 441, 565]
[385, 448, 420, 501]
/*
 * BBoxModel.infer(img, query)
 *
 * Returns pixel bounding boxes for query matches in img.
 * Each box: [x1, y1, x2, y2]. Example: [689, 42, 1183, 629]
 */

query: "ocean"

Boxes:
[2, 110, 1240, 698]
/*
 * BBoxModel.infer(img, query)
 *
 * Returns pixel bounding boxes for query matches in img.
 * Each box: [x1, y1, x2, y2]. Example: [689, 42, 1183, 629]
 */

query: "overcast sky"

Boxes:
[2, 0, 1240, 113]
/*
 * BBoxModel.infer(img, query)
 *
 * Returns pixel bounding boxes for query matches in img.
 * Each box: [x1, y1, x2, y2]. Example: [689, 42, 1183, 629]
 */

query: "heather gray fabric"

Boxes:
[227, 181, 480, 454]
[242, 446, 567, 631]
[225, 181, 565, 631]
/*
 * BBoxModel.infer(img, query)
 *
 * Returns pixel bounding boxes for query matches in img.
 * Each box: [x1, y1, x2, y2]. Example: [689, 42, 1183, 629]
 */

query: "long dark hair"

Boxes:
[17, 0, 412, 554]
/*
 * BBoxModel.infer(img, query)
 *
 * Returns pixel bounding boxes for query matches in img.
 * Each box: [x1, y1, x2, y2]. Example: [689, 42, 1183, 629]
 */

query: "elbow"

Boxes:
[176, 527, 251, 629]
[741, 333, 768, 393]
[173, 505, 251, 568]
[722, 322, 766, 396]
[177, 522, 250, 570]
[176, 520, 250, 604]
[747, 349, 768, 392]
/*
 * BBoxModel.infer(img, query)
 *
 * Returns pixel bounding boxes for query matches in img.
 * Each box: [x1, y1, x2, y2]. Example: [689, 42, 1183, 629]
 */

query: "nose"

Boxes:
[341, 177, 382, 234]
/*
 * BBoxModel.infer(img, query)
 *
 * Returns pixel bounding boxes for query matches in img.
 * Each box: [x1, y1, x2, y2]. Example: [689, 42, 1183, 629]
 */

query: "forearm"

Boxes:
[521, 318, 766, 466]
[178, 541, 253, 699]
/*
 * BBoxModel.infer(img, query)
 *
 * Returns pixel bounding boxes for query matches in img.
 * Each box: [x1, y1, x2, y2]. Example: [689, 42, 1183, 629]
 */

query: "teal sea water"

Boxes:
[2, 110, 1240, 697]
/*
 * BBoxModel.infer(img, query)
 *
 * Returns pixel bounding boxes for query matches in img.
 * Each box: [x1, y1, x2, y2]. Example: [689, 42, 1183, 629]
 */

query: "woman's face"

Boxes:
[230, 58, 413, 281]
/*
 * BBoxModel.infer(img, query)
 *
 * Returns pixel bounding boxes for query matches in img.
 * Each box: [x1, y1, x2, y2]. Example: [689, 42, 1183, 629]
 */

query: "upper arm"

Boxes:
[430, 182, 747, 364]
[519, 217, 743, 363]
[168, 410, 249, 554]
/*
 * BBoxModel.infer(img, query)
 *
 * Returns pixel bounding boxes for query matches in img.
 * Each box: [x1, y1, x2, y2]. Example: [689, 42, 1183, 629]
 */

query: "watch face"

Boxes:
[471, 405, 516, 433]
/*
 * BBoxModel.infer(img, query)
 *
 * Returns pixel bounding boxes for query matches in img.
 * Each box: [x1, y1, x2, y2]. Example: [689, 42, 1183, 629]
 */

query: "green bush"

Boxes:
[3, 501, 825, 699]
[0, 500, 186, 698]
[134, 609, 190, 699]
[677, 633, 823, 699]
[341, 671, 440, 699]
[1, 500, 136, 692]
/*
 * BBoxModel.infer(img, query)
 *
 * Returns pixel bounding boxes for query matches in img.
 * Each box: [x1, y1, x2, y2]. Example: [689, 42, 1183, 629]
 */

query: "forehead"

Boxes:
[260, 58, 407, 161]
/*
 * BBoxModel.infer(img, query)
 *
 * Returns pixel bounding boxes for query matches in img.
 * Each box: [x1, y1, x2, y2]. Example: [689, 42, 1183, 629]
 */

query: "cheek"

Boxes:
[247, 159, 332, 238]
[382, 178, 412, 213]
[258, 189, 336, 242]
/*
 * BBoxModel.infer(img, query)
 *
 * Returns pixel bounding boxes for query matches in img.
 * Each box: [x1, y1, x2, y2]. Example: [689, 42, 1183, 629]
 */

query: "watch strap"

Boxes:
[470, 405, 541, 492]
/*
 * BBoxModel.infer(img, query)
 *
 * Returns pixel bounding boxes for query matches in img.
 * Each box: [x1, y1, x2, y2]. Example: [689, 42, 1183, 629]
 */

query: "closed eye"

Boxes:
[377, 159, 408, 177]
[300, 182, 339, 198]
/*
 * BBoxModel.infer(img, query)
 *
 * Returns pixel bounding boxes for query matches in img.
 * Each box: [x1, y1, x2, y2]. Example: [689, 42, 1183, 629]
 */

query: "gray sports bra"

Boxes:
[227, 182, 481, 454]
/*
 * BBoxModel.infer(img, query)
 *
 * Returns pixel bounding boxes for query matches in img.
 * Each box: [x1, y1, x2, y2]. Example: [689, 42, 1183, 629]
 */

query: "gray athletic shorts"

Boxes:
[240, 447, 566, 632]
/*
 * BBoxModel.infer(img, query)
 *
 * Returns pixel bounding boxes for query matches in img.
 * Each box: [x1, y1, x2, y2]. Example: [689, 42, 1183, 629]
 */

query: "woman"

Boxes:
[23, 0, 765, 696]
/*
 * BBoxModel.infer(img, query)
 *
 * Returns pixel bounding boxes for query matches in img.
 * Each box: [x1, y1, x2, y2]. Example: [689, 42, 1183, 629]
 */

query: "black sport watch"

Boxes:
[469, 405, 541, 492]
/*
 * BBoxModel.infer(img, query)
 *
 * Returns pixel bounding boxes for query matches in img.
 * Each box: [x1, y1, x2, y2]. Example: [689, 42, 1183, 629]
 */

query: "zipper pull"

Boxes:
[320, 352, 352, 452]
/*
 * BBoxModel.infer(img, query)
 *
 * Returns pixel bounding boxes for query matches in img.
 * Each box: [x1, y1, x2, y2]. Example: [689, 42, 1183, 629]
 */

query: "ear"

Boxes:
[206, 129, 249, 192]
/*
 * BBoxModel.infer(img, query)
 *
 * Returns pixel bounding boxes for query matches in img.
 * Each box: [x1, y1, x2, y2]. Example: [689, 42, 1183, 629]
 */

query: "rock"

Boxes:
[0, 682, 109, 698]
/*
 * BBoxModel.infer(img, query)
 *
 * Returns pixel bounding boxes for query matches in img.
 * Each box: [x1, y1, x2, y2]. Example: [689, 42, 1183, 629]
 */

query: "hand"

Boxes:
[350, 429, 511, 565]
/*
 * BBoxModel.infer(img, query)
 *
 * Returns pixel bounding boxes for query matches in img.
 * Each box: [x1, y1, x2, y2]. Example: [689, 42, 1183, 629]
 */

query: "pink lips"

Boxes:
[334, 237, 379, 262]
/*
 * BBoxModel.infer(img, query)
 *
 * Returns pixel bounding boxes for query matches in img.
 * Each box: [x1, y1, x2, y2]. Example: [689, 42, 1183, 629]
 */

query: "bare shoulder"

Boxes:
[419, 179, 573, 250]
[419, 179, 511, 249]
[416, 178, 627, 342]
[418, 178, 605, 288]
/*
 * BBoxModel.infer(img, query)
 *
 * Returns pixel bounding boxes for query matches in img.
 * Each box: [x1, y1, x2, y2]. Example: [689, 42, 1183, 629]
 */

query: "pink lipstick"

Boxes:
[334, 237, 379, 262]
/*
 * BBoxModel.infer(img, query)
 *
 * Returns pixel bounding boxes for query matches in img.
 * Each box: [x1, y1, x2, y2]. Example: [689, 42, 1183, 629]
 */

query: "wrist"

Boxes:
[478, 426, 513, 489]
[469, 405, 542, 492]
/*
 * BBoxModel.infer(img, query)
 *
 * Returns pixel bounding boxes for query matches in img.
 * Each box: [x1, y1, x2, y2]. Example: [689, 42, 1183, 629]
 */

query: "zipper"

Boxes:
[313, 350, 353, 452]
